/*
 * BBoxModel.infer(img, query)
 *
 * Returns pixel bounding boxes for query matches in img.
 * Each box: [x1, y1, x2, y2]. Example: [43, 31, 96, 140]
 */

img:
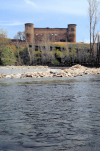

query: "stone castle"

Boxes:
[25, 23, 76, 45]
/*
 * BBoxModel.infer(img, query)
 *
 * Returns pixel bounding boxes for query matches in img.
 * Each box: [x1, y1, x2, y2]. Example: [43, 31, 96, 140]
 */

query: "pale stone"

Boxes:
[68, 73, 72, 77]
[1, 74, 6, 78]
[15, 74, 21, 78]
[6, 75, 11, 78]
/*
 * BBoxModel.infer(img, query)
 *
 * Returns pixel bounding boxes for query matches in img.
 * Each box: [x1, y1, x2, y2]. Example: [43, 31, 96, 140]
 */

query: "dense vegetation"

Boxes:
[0, 28, 100, 67]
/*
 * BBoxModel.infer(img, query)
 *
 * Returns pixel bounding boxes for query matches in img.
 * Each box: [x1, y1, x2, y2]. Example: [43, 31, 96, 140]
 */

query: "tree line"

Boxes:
[0, 0, 100, 67]
[0, 27, 100, 67]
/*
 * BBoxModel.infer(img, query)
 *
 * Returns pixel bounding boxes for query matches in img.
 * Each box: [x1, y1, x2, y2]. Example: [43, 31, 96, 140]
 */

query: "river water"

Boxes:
[0, 75, 100, 151]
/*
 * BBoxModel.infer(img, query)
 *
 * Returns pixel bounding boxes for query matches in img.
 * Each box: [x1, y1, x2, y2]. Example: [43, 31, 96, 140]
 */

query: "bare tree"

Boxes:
[22, 31, 25, 40]
[31, 33, 35, 65]
[14, 31, 25, 40]
[17, 31, 22, 40]
[14, 34, 20, 64]
[40, 32, 51, 64]
[87, 0, 100, 59]
[0, 28, 9, 48]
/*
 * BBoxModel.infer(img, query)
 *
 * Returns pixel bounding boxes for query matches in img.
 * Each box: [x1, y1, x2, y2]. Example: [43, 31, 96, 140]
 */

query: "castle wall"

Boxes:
[11, 39, 26, 47]
[25, 23, 76, 44]
[34, 28, 67, 43]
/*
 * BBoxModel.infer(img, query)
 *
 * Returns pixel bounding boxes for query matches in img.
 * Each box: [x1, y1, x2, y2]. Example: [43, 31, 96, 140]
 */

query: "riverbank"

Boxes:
[0, 64, 100, 79]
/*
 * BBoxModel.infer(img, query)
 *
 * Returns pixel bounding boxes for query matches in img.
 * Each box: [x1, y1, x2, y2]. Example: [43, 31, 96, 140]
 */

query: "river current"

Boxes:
[0, 75, 100, 151]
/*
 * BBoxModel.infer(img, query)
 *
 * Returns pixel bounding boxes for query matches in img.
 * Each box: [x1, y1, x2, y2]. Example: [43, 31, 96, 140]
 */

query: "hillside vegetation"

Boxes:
[0, 29, 99, 67]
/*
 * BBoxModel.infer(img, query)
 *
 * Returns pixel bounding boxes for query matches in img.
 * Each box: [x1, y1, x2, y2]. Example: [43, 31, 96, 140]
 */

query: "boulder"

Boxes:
[6, 75, 11, 78]
[15, 74, 21, 78]
[26, 74, 32, 77]
[1, 74, 6, 78]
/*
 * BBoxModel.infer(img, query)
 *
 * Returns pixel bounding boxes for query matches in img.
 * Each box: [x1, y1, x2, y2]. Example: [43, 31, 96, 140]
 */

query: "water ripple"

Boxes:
[0, 75, 100, 150]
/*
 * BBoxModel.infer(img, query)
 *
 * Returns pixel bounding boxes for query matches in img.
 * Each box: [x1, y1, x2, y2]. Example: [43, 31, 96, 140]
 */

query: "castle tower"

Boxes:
[25, 23, 34, 44]
[67, 24, 76, 42]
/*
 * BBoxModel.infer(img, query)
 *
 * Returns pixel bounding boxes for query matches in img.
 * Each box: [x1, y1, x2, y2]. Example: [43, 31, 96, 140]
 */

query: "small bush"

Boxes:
[1, 47, 16, 65]
[54, 59, 60, 65]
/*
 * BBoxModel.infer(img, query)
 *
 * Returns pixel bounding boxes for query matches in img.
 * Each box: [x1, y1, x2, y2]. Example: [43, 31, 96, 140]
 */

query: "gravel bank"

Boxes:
[0, 64, 100, 79]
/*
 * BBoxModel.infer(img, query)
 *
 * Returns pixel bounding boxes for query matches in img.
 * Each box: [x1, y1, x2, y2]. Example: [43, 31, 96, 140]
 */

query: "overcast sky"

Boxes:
[0, 0, 100, 42]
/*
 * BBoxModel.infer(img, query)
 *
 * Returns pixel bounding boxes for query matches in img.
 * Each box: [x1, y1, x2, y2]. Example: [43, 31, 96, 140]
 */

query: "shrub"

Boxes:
[1, 47, 16, 65]
[34, 51, 41, 58]
[54, 59, 60, 65]
[56, 49, 63, 58]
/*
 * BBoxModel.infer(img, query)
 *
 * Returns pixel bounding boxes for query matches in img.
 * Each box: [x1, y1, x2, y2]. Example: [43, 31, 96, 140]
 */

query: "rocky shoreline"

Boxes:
[0, 64, 100, 79]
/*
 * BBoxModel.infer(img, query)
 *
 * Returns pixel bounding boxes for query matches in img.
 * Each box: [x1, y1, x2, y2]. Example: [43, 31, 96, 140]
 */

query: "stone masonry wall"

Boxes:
[34, 28, 68, 43]
[25, 23, 77, 44]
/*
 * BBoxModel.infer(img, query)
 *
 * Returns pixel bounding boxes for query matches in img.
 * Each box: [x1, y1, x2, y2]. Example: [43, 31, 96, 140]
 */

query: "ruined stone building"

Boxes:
[25, 23, 76, 45]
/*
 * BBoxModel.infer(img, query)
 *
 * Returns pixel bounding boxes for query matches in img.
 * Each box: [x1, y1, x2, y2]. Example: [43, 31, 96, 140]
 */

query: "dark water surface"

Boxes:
[0, 75, 100, 151]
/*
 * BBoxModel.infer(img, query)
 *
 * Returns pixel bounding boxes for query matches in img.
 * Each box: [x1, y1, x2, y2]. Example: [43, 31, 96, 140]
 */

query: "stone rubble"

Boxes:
[0, 64, 100, 79]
